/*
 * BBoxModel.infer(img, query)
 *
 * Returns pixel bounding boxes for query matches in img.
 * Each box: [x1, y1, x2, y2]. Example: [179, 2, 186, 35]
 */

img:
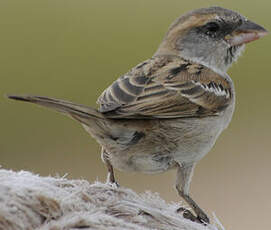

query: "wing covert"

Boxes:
[97, 56, 233, 119]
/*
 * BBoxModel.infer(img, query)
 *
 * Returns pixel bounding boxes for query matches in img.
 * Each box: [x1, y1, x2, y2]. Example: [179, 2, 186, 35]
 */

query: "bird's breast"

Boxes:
[104, 102, 235, 173]
[171, 103, 235, 163]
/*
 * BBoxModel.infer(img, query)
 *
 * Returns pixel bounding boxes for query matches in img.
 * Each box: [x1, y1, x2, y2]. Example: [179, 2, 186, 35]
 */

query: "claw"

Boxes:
[109, 181, 120, 188]
[177, 207, 198, 222]
[197, 212, 210, 224]
[176, 207, 209, 225]
[106, 178, 120, 188]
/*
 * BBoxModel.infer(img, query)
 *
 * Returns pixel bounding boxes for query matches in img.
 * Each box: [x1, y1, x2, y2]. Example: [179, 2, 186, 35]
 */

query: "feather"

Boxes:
[97, 55, 232, 119]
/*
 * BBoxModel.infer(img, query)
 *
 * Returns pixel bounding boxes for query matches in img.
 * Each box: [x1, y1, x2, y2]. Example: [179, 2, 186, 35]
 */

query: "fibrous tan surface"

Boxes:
[0, 169, 223, 230]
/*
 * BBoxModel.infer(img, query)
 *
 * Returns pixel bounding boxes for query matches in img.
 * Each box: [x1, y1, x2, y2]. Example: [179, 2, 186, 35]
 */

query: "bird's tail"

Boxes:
[7, 95, 114, 142]
[7, 95, 104, 120]
[7, 95, 144, 151]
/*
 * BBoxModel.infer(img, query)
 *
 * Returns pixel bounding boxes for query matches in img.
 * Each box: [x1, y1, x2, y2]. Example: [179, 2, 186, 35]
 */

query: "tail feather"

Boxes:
[7, 94, 142, 150]
[7, 95, 104, 120]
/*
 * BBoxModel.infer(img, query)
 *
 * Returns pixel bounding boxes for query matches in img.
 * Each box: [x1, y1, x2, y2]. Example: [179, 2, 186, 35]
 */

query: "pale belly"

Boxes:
[83, 96, 235, 174]
[106, 106, 234, 174]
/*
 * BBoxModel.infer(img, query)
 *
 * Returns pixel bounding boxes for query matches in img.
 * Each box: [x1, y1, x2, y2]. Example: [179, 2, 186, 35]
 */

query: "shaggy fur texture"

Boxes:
[0, 169, 223, 230]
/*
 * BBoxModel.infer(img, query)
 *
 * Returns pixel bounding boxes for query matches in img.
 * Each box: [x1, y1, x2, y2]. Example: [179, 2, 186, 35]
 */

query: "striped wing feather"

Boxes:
[97, 56, 232, 119]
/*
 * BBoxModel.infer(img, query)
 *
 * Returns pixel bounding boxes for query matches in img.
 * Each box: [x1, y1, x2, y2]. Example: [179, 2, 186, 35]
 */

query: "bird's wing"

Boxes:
[97, 56, 232, 119]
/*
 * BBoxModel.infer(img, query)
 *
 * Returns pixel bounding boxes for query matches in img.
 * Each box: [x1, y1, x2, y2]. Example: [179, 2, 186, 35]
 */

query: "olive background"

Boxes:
[1, 0, 270, 229]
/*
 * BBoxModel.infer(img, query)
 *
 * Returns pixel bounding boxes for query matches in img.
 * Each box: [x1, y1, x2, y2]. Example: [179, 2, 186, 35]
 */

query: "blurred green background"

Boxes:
[1, 0, 270, 229]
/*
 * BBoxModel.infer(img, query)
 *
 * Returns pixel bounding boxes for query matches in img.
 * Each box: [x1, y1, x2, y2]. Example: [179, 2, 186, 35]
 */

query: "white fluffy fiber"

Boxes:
[0, 169, 223, 230]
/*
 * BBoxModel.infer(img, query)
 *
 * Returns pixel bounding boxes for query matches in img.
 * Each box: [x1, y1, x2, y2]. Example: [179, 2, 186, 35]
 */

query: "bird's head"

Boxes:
[155, 6, 268, 74]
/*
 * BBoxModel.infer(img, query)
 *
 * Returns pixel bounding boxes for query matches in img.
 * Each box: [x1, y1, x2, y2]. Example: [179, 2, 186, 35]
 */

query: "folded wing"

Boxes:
[97, 56, 232, 119]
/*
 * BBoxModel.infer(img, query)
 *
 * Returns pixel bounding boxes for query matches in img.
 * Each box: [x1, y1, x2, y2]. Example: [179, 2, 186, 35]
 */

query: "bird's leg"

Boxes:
[105, 159, 117, 185]
[175, 163, 209, 224]
[101, 148, 119, 187]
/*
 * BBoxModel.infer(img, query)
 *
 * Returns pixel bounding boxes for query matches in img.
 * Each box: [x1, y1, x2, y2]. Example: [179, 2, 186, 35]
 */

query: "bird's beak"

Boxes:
[225, 20, 268, 46]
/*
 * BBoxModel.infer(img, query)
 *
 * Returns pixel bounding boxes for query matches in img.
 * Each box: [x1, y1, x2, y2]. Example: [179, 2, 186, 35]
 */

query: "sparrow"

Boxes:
[8, 6, 268, 224]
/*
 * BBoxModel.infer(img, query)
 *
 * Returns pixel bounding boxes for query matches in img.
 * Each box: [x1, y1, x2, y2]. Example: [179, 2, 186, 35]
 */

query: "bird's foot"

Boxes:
[177, 207, 198, 222]
[106, 180, 120, 188]
[106, 177, 120, 188]
[197, 211, 209, 224]
[105, 170, 120, 188]
[110, 181, 120, 188]
[177, 207, 209, 225]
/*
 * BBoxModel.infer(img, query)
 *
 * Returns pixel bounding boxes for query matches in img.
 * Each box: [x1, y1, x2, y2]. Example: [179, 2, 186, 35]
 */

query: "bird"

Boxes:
[8, 6, 268, 224]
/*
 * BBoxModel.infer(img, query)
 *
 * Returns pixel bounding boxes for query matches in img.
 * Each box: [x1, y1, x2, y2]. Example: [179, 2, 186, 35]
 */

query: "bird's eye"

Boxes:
[205, 22, 220, 33]
[204, 22, 220, 36]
